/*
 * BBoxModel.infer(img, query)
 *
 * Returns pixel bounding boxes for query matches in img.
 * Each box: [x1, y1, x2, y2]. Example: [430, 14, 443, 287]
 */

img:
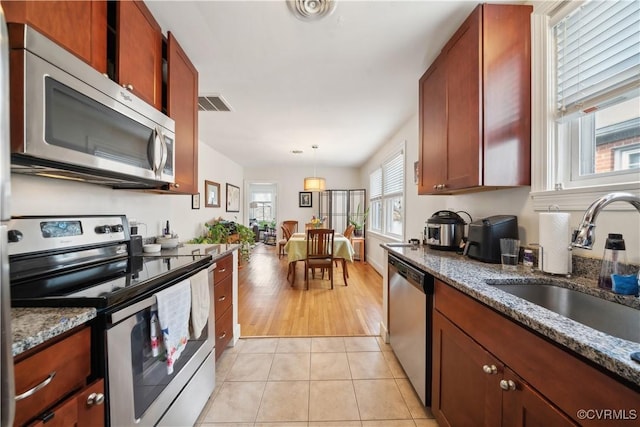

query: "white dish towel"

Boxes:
[189, 269, 210, 339]
[154, 279, 192, 375]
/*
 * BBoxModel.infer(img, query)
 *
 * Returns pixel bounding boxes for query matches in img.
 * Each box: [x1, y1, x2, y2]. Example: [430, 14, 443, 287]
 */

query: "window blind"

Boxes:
[370, 169, 382, 198]
[383, 153, 404, 195]
[555, 0, 640, 118]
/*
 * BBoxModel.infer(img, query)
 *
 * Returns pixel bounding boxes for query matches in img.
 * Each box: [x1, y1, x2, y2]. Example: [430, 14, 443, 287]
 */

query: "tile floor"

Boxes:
[196, 336, 440, 427]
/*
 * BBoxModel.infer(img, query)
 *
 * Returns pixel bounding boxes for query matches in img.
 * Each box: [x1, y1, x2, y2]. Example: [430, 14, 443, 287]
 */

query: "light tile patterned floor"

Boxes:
[196, 337, 440, 427]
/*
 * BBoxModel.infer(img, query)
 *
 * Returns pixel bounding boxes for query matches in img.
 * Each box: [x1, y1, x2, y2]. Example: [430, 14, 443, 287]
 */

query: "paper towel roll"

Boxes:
[539, 212, 571, 275]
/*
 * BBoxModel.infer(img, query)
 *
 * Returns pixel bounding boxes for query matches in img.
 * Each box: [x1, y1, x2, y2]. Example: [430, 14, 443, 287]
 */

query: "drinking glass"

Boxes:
[500, 238, 520, 271]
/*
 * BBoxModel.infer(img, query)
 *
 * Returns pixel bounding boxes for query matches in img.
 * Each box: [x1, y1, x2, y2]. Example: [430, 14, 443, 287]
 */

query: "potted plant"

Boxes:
[349, 204, 369, 237]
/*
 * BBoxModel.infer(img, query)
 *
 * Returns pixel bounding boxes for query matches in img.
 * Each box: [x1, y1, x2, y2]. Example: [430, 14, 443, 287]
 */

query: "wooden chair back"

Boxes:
[306, 228, 334, 260]
[281, 225, 292, 241]
[282, 220, 298, 236]
[343, 224, 355, 240]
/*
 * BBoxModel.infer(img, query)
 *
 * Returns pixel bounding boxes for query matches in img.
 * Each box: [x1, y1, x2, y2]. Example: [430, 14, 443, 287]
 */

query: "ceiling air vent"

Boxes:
[198, 95, 232, 112]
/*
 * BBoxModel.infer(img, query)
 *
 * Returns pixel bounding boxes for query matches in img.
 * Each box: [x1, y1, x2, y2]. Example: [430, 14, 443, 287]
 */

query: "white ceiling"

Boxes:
[146, 0, 485, 169]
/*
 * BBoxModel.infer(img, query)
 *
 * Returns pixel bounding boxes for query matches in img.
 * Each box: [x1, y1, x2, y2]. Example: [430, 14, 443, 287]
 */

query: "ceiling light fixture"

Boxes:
[303, 145, 326, 192]
[287, 0, 336, 21]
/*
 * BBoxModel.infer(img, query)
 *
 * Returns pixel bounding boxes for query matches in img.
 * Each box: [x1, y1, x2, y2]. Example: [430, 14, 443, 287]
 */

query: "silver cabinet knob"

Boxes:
[482, 364, 497, 374]
[433, 185, 438, 189]
[87, 392, 105, 406]
[122, 84, 134, 91]
[499, 379, 516, 391]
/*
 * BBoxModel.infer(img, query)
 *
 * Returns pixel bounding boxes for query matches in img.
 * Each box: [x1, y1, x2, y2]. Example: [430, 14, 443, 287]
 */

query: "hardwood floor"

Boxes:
[238, 242, 383, 337]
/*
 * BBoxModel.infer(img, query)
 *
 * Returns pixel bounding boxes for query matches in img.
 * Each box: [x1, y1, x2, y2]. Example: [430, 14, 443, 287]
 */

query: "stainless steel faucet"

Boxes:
[571, 192, 640, 249]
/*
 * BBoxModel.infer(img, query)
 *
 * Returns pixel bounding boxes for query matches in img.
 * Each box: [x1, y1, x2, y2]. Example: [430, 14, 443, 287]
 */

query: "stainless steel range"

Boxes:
[8, 215, 216, 426]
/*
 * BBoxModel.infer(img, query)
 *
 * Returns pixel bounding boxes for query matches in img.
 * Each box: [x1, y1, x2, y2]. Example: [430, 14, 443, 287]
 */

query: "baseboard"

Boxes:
[379, 322, 389, 344]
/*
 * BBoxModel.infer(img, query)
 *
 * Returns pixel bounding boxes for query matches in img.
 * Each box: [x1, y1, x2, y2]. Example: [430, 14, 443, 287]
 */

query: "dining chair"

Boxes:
[335, 224, 356, 269]
[282, 220, 298, 236]
[278, 225, 292, 259]
[304, 228, 335, 290]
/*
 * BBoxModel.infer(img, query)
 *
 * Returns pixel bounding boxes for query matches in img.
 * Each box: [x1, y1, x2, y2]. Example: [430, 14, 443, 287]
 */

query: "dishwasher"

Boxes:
[388, 254, 434, 406]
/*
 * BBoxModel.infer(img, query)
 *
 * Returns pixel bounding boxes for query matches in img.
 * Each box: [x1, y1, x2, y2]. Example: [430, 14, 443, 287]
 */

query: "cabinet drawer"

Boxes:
[214, 274, 232, 319]
[215, 305, 233, 360]
[15, 327, 91, 427]
[214, 254, 233, 284]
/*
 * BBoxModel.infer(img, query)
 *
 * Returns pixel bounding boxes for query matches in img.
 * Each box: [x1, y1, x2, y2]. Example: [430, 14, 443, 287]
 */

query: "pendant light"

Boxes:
[303, 145, 326, 191]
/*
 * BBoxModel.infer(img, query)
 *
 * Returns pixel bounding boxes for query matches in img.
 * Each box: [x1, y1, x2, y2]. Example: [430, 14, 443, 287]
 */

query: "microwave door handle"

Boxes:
[148, 128, 162, 177]
[156, 129, 168, 180]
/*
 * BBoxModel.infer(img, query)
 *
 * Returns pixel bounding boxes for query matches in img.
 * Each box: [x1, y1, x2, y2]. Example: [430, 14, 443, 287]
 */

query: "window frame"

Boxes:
[368, 143, 405, 240]
[530, 0, 640, 212]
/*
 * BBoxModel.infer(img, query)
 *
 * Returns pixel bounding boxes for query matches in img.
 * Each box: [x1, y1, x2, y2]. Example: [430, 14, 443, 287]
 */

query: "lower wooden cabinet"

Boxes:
[433, 311, 576, 427]
[433, 280, 639, 427]
[213, 253, 234, 359]
[29, 379, 105, 427]
[14, 326, 104, 427]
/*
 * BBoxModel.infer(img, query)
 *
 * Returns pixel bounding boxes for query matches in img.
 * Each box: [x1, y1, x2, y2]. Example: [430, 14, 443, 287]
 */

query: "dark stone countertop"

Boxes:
[383, 244, 640, 387]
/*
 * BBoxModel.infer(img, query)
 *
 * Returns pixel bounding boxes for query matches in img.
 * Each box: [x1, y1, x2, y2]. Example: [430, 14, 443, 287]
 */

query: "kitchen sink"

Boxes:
[487, 281, 640, 343]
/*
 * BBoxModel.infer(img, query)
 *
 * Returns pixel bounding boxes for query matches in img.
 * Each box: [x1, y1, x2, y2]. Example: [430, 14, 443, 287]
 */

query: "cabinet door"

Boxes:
[167, 32, 199, 194]
[117, 0, 162, 110]
[1, 0, 107, 72]
[76, 379, 105, 427]
[501, 368, 577, 427]
[432, 311, 501, 427]
[418, 55, 447, 195]
[443, 5, 482, 191]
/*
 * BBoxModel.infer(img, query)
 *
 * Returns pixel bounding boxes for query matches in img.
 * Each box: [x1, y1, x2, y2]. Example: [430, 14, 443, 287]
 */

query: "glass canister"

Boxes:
[598, 233, 627, 290]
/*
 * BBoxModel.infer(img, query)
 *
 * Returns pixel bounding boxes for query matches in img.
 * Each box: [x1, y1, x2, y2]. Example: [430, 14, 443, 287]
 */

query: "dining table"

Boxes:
[284, 232, 355, 285]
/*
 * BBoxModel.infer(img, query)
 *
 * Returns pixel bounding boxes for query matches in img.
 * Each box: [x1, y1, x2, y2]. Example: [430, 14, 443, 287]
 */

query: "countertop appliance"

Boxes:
[424, 210, 470, 251]
[8, 215, 215, 426]
[0, 5, 16, 425]
[388, 254, 434, 406]
[465, 215, 518, 263]
[8, 24, 175, 189]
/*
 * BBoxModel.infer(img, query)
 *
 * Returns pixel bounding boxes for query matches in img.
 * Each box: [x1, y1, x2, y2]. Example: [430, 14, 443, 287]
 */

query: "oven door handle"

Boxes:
[110, 294, 157, 325]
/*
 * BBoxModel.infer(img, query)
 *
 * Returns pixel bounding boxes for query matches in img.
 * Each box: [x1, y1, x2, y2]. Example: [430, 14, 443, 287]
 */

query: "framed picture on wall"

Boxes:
[192, 193, 200, 210]
[226, 183, 240, 212]
[299, 191, 312, 208]
[205, 180, 220, 208]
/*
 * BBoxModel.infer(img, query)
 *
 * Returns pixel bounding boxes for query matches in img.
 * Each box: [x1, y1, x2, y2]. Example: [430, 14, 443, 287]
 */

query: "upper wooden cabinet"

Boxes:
[167, 32, 199, 194]
[1, 0, 107, 73]
[116, 0, 163, 110]
[418, 3, 532, 195]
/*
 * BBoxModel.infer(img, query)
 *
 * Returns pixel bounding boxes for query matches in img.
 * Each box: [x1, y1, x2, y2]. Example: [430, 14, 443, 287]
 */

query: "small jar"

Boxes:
[523, 249, 534, 267]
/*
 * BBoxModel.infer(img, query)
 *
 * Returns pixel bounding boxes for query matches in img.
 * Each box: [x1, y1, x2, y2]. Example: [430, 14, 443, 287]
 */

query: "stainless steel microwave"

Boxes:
[8, 24, 175, 189]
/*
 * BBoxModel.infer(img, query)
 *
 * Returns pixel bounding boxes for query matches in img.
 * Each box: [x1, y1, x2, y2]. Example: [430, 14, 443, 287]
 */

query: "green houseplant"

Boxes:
[349, 204, 370, 236]
[189, 219, 255, 262]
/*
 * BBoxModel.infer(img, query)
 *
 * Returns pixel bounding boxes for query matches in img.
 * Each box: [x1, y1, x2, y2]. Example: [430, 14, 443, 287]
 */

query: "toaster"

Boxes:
[465, 215, 518, 263]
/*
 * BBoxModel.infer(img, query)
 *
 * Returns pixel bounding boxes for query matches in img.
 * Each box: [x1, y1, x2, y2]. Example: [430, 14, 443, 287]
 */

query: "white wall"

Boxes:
[11, 142, 244, 242]
[361, 113, 640, 271]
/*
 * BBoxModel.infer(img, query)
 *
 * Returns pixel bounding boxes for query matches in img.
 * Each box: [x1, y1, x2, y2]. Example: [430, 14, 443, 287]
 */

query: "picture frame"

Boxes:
[226, 183, 240, 212]
[204, 180, 220, 208]
[192, 193, 200, 210]
[299, 191, 312, 208]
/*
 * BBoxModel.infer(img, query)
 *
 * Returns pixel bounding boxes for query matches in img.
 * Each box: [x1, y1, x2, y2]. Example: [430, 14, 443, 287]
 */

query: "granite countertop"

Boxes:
[383, 244, 640, 387]
[12, 307, 97, 357]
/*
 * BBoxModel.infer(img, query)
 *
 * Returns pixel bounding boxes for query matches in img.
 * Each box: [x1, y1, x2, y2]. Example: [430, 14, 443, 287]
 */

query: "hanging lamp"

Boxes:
[303, 145, 326, 191]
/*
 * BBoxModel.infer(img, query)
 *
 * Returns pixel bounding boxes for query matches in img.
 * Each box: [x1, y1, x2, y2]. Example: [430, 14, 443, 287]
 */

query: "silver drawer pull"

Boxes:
[86, 392, 105, 406]
[218, 268, 226, 273]
[218, 332, 226, 339]
[218, 295, 226, 301]
[15, 371, 56, 401]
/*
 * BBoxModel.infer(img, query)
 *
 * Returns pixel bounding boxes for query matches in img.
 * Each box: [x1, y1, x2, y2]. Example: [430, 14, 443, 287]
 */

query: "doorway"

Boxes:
[245, 181, 278, 243]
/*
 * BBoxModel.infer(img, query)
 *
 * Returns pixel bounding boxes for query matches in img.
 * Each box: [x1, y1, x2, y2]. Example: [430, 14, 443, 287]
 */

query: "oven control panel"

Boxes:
[7, 215, 130, 255]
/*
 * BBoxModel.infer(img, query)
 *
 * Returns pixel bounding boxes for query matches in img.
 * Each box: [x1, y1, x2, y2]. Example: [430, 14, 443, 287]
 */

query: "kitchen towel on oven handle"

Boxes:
[189, 269, 210, 339]
[154, 279, 192, 375]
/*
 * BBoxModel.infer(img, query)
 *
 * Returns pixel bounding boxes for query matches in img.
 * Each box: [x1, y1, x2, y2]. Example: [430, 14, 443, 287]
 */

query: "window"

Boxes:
[531, 0, 640, 209]
[369, 147, 404, 239]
